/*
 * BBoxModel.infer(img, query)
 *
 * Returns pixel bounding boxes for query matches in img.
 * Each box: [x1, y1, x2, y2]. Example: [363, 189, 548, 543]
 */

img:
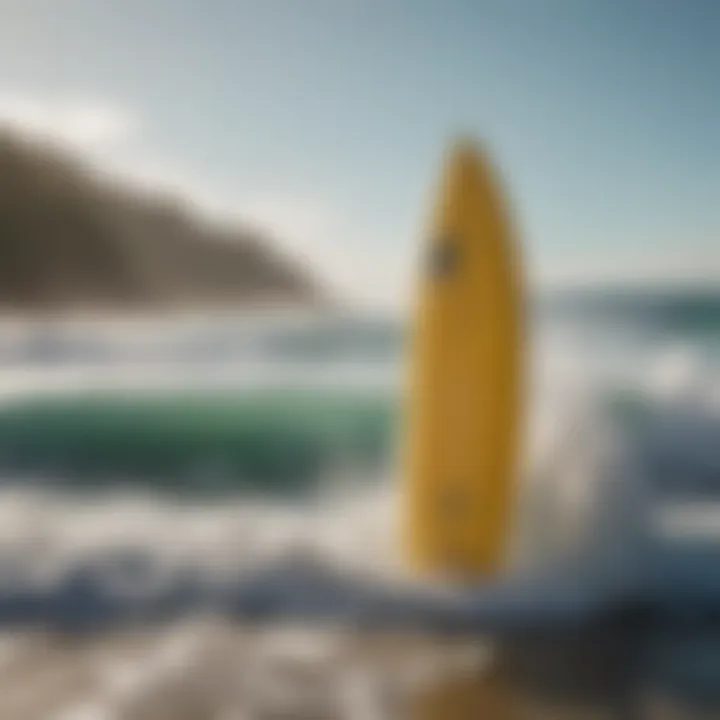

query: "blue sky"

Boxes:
[1, 0, 718, 304]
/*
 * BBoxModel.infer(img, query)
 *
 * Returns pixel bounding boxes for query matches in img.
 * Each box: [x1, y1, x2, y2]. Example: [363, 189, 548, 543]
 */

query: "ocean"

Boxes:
[0, 289, 718, 718]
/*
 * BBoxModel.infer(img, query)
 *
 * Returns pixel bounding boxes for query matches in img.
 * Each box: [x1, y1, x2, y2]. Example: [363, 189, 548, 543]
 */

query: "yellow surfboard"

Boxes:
[403, 139, 524, 579]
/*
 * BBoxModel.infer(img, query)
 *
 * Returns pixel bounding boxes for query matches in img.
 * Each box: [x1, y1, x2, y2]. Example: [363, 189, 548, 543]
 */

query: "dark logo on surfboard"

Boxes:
[427, 240, 458, 279]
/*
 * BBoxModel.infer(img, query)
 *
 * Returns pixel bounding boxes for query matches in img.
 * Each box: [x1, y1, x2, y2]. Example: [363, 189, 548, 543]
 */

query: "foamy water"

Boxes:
[0, 310, 717, 717]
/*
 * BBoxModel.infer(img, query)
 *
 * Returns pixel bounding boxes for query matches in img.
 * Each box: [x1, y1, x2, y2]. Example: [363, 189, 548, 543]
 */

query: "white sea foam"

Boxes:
[0, 311, 716, 716]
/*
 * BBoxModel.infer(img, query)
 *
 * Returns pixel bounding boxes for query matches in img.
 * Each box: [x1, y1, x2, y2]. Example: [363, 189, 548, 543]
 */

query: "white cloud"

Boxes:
[0, 90, 224, 214]
[0, 92, 138, 149]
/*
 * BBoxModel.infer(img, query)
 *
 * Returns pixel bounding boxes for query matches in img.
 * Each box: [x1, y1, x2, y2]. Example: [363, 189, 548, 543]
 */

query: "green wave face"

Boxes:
[0, 389, 399, 497]
[1, 287, 717, 499]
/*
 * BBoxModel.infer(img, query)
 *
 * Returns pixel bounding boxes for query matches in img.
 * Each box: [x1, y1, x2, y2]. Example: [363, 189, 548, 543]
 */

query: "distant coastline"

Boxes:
[0, 129, 326, 312]
[541, 284, 720, 330]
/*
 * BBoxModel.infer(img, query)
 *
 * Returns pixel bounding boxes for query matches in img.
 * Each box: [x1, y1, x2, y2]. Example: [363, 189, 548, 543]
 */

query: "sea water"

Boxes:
[0, 294, 717, 718]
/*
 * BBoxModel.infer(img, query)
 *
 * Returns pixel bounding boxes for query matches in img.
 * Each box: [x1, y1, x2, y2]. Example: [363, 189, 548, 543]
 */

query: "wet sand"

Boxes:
[0, 623, 701, 720]
[0, 624, 486, 719]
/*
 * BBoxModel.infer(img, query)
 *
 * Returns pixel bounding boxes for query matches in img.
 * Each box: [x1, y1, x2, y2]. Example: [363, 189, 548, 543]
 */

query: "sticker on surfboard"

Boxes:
[427, 239, 459, 278]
